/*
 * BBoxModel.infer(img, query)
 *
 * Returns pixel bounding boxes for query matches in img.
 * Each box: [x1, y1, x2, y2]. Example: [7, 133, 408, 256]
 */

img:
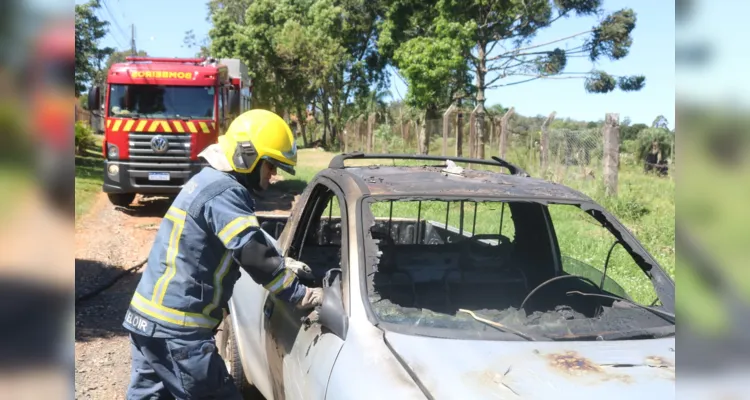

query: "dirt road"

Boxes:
[74, 179, 300, 399]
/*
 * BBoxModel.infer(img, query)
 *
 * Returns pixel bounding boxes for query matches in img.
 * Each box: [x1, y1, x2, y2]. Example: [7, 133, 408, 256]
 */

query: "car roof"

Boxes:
[333, 164, 592, 202]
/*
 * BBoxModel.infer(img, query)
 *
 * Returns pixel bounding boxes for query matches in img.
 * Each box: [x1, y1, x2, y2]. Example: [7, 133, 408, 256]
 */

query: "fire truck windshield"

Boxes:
[108, 84, 215, 119]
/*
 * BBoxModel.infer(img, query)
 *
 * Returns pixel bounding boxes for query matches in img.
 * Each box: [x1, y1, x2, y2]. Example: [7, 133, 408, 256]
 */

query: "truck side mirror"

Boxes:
[316, 268, 348, 340]
[88, 86, 101, 112]
[228, 90, 240, 115]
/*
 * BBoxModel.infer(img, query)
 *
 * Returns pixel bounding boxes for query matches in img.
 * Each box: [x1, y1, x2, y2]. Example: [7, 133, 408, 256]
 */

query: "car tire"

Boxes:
[216, 313, 264, 399]
[107, 193, 136, 207]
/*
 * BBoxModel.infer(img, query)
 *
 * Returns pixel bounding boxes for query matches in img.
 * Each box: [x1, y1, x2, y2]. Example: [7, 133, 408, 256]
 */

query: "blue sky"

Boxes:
[79, 0, 675, 129]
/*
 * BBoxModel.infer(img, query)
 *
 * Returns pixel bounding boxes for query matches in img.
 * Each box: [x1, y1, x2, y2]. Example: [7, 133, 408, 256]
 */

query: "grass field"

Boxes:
[75, 137, 104, 222]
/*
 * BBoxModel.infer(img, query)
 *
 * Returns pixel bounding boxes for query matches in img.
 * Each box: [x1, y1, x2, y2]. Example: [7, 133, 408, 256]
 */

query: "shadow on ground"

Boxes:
[0, 276, 71, 370]
[76, 258, 142, 342]
[114, 196, 173, 218]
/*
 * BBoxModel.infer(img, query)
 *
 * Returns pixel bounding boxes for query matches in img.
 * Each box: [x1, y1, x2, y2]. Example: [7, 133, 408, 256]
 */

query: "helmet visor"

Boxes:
[263, 156, 296, 176]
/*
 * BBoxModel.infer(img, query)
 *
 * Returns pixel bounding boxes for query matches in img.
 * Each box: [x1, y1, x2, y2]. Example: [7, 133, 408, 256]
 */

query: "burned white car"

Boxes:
[217, 153, 675, 400]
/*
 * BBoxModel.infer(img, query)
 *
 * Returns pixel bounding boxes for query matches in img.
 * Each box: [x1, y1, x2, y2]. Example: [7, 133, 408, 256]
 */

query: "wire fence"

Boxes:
[330, 107, 675, 195]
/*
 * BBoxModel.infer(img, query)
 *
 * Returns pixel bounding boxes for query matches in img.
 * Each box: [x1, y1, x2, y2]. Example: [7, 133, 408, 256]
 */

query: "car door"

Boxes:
[262, 178, 348, 400]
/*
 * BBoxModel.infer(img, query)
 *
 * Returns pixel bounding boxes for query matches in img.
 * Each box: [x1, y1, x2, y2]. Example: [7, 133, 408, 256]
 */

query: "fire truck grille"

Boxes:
[128, 133, 192, 168]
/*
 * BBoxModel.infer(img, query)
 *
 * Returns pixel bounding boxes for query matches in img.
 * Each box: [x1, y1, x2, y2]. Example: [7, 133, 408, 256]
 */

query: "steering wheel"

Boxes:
[519, 275, 604, 315]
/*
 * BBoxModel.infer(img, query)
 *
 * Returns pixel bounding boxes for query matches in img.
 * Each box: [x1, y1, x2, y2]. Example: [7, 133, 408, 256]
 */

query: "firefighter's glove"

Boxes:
[302, 309, 320, 329]
[285, 257, 315, 281]
[297, 287, 323, 310]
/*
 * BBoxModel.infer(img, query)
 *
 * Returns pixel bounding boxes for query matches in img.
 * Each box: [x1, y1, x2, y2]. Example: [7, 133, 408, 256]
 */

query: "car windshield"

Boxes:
[363, 198, 674, 341]
[107, 84, 215, 119]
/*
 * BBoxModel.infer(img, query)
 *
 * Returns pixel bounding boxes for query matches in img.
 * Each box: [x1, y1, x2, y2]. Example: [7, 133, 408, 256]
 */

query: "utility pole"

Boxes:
[130, 24, 137, 56]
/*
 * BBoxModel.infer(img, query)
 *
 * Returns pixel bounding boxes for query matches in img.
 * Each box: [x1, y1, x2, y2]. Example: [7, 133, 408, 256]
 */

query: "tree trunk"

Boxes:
[468, 108, 476, 158]
[540, 111, 556, 172]
[474, 41, 488, 159]
[456, 103, 464, 157]
[400, 107, 406, 141]
[357, 115, 365, 151]
[475, 104, 486, 159]
[419, 106, 438, 155]
[367, 113, 376, 152]
[296, 105, 309, 148]
[442, 103, 457, 156]
[322, 93, 330, 148]
[499, 107, 515, 158]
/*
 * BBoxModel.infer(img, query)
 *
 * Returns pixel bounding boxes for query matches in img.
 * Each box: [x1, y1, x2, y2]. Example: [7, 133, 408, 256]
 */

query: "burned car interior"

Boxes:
[361, 198, 674, 341]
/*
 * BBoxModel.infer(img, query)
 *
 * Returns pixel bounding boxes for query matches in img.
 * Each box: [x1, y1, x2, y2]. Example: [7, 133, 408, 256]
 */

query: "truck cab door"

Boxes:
[263, 180, 348, 400]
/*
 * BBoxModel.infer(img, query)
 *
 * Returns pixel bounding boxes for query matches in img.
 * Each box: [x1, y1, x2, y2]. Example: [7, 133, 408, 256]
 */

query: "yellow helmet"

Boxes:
[219, 109, 297, 175]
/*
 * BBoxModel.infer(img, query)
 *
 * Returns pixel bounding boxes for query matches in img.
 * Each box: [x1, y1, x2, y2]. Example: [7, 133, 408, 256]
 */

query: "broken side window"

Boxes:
[288, 184, 344, 287]
[547, 204, 659, 306]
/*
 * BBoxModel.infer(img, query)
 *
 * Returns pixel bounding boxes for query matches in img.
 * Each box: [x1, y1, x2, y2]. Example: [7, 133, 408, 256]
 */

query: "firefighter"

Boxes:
[122, 109, 322, 399]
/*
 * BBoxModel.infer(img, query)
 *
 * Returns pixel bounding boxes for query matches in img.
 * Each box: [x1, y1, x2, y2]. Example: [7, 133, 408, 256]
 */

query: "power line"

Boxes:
[100, 0, 130, 50]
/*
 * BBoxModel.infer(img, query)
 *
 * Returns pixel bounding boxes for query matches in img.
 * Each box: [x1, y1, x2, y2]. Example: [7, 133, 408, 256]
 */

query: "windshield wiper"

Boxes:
[566, 291, 676, 324]
[457, 309, 537, 341]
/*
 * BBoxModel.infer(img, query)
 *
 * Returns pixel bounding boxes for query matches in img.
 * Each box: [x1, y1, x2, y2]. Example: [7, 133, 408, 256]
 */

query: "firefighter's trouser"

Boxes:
[126, 333, 243, 400]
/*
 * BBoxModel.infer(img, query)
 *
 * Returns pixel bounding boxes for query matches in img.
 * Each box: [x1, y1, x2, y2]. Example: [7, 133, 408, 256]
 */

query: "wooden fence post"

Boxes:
[367, 113, 376, 152]
[540, 111, 556, 172]
[603, 113, 620, 197]
[499, 107, 515, 158]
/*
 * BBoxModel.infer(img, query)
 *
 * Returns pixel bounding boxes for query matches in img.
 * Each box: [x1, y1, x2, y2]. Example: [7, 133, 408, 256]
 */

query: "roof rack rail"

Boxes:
[328, 152, 530, 177]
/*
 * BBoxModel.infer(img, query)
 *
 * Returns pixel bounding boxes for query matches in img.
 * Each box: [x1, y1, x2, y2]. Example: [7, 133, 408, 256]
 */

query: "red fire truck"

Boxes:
[87, 56, 251, 207]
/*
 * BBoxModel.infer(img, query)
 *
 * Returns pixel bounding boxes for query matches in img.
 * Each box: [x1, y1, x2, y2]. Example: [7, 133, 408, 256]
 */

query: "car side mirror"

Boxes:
[228, 90, 240, 115]
[316, 268, 348, 340]
[88, 86, 100, 111]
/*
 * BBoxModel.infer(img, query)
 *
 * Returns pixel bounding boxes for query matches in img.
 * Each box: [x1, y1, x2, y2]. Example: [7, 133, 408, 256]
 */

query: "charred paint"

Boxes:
[645, 356, 674, 369]
[345, 165, 592, 200]
[545, 351, 635, 384]
[645, 356, 676, 380]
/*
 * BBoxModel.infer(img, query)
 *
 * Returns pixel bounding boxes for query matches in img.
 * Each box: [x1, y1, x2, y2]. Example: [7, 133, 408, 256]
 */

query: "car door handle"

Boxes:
[263, 300, 274, 319]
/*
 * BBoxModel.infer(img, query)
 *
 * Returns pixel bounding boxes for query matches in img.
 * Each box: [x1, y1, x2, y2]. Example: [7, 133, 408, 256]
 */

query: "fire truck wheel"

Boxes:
[107, 193, 136, 207]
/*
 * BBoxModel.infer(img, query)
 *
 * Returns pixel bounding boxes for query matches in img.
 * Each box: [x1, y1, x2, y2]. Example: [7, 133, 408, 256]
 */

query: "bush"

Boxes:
[635, 128, 673, 162]
[75, 121, 97, 156]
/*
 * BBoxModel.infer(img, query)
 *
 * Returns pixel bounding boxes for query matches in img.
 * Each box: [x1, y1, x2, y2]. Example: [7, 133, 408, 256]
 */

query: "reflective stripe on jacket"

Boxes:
[123, 167, 306, 338]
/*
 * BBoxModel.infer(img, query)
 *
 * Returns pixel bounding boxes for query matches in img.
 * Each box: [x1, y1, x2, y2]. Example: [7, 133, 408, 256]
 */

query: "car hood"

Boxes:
[383, 331, 675, 400]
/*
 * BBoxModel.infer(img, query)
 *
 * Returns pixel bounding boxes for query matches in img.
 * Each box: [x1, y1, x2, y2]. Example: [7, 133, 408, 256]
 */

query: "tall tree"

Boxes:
[75, 0, 114, 95]
[182, 30, 212, 58]
[383, 0, 645, 156]
[379, 0, 475, 153]
[652, 114, 669, 129]
[209, 0, 388, 148]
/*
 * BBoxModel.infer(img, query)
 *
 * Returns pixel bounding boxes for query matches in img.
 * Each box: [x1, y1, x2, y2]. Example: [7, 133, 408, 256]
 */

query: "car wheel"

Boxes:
[216, 313, 264, 399]
[107, 193, 136, 207]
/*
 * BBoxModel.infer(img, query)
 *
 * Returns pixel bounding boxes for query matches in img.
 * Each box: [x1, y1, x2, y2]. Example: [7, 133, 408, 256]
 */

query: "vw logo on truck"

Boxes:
[150, 135, 169, 154]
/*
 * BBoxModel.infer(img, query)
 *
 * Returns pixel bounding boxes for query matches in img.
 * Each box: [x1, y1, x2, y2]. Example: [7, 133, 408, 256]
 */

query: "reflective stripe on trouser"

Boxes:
[131, 292, 219, 329]
[153, 206, 187, 304]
